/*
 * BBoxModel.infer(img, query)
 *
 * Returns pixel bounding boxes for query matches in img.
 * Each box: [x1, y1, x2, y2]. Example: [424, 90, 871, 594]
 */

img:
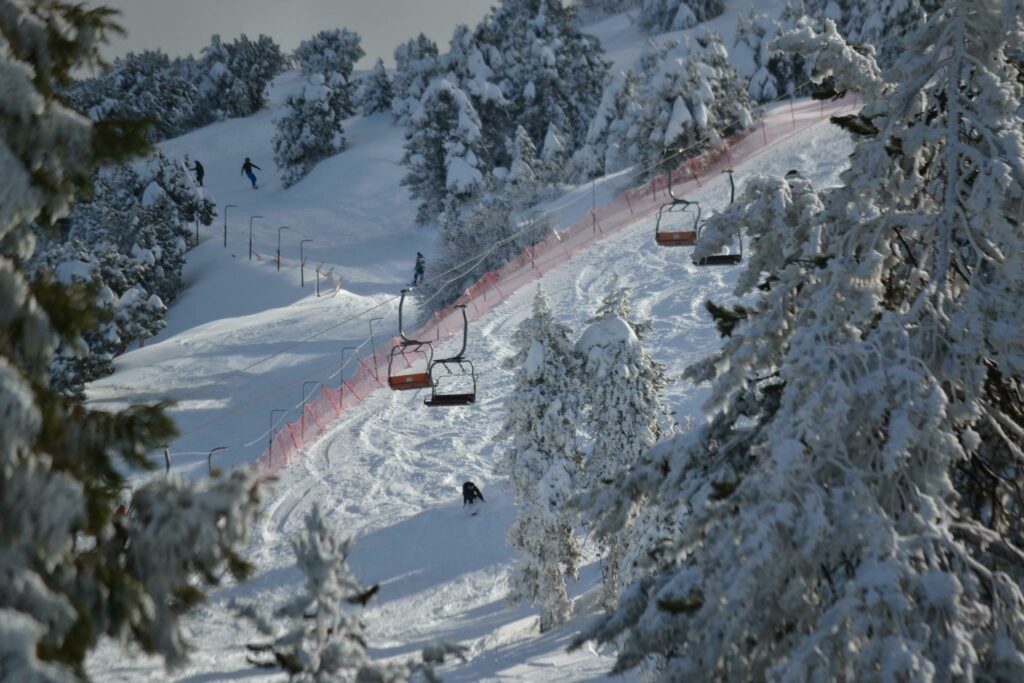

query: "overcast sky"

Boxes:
[100, 0, 497, 69]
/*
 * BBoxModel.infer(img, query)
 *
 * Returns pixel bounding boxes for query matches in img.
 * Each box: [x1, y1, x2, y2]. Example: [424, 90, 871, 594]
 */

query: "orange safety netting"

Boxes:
[254, 94, 858, 478]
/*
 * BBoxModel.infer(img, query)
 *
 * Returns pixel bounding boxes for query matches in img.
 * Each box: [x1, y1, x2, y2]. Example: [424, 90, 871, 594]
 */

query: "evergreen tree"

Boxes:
[401, 78, 487, 223]
[732, 7, 811, 103]
[239, 505, 467, 681]
[638, 0, 725, 34]
[570, 70, 642, 181]
[357, 58, 394, 115]
[464, 0, 610, 161]
[605, 31, 752, 177]
[506, 125, 541, 204]
[789, 0, 930, 67]
[575, 4, 1024, 679]
[294, 28, 364, 78]
[443, 23, 510, 150]
[575, 279, 668, 607]
[273, 74, 348, 188]
[539, 122, 569, 185]
[496, 287, 583, 632]
[196, 33, 286, 121]
[1, 4, 262, 679]
[391, 34, 441, 124]
[65, 50, 200, 142]
[293, 28, 364, 118]
[32, 153, 208, 393]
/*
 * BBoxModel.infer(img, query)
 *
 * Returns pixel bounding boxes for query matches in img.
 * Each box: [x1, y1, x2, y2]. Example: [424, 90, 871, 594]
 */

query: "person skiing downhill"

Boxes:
[463, 481, 485, 507]
[241, 157, 261, 188]
[411, 252, 425, 286]
[191, 159, 205, 187]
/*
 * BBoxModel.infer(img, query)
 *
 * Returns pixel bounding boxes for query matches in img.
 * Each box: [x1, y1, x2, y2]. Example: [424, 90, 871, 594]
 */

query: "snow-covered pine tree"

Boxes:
[357, 57, 394, 115]
[196, 33, 286, 121]
[539, 122, 569, 186]
[273, 74, 348, 188]
[606, 31, 752, 177]
[443, 23, 509, 151]
[239, 505, 467, 681]
[65, 49, 200, 141]
[391, 33, 442, 124]
[293, 28, 364, 118]
[401, 78, 487, 223]
[575, 279, 668, 607]
[294, 28, 364, 78]
[467, 0, 610, 159]
[237, 504, 397, 680]
[496, 287, 583, 632]
[506, 124, 541, 204]
[1, 3, 262, 677]
[32, 153, 206, 393]
[575, 4, 1024, 679]
[793, 0, 930, 67]
[732, 7, 811, 103]
[638, 0, 725, 34]
[570, 70, 642, 181]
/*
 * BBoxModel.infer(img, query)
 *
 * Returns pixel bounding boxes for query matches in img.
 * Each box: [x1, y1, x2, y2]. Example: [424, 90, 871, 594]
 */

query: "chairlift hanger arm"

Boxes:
[397, 288, 427, 345]
[433, 305, 468, 364]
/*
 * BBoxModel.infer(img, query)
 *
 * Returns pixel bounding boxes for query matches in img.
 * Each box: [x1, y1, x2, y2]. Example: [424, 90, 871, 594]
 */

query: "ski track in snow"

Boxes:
[85, 39, 852, 683]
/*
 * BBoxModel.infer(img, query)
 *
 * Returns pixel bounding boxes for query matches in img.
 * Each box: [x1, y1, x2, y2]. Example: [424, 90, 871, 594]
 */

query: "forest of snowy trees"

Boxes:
[566, 2, 1024, 680]
[4, 0, 1024, 680]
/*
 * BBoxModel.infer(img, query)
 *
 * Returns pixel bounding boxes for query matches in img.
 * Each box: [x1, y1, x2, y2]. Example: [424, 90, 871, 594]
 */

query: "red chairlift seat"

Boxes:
[654, 199, 700, 248]
[388, 370, 432, 390]
[387, 289, 435, 391]
[655, 230, 697, 246]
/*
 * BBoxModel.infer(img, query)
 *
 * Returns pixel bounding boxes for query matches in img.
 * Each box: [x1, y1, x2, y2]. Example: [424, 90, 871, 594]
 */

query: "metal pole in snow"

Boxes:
[223, 204, 237, 248]
[300, 239, 313, 287]
[249, 215, 263, 260]
[277, 226, 291, 271]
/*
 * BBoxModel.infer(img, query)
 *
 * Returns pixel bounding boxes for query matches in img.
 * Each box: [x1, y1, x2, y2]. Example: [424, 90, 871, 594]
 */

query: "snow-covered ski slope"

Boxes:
[86, 6, 851, 681]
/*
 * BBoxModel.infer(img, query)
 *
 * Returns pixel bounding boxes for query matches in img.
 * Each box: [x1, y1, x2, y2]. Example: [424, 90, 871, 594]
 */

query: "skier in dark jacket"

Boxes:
[462, 481, 485, 506]
[191, 159, 205, 187]
[241, 158, 261, 188]
[411, 252, 425, 286]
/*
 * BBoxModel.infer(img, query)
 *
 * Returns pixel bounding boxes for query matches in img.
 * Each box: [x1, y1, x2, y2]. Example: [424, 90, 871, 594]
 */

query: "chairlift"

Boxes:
[387, 289, 434, 390]
[424, 305, 477, 407]
[654, 164, 699, 247]
[692, 169, 743, 267]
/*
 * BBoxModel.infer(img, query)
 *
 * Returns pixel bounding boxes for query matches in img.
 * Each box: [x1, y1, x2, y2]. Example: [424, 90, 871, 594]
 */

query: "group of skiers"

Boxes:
[186, 157, 262, 189]
[188, 157, 428, 291]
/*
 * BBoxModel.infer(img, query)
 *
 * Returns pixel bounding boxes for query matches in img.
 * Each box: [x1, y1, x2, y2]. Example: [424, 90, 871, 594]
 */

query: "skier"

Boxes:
[462, 481, 485, 507]
[241, 157, 261, 188]
[191, 159, 205, 187]
[411, 252, 425, 286]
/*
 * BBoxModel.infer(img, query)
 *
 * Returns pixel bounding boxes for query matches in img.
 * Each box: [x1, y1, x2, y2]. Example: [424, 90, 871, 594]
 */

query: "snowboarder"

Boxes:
[191, 159, 205, 187]
[411, 252, 425, 286]
[241, 157, 261, 189]
[462, 481, 485, 506]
